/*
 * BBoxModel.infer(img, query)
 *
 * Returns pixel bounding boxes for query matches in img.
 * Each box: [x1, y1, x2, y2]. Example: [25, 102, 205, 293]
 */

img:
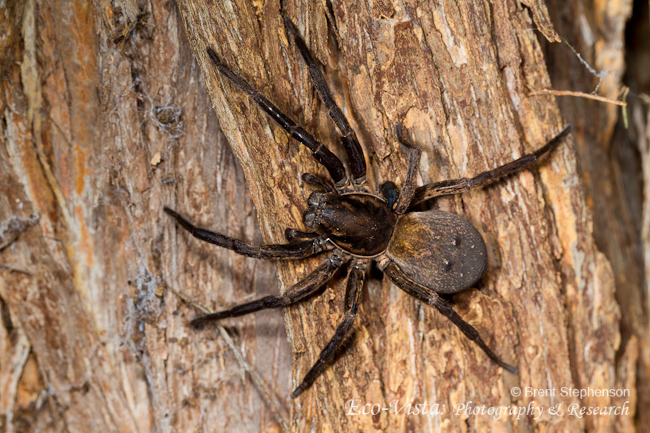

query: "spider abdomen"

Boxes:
[386, 211, 487, 294]
[303, 192, 397, 256]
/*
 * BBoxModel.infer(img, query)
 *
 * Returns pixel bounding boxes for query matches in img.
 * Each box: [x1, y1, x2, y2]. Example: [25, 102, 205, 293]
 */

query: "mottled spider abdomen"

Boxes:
[386, 211, 487, 294]
[303, 192, 397, 256]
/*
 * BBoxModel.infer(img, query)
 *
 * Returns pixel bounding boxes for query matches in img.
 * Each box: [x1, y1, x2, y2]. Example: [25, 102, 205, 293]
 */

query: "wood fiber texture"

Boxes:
[0, 0, 641, 432]
[544, 1, 647, 432]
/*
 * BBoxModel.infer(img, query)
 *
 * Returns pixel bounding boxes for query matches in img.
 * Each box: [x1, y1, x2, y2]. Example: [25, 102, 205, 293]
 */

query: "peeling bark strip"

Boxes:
[0, 1, 638, 433]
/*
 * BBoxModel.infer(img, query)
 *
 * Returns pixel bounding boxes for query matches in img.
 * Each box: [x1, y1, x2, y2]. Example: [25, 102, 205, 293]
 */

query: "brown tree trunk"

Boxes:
[544, 1, 649, 432]
[0, 0, 643, 432]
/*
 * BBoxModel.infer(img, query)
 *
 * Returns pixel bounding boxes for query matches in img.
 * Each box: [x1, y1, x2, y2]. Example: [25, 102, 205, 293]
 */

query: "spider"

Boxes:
[164, 17, 571, 399]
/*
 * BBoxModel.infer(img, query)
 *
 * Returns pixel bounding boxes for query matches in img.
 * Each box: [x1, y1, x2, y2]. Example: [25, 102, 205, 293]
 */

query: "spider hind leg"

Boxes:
[291, 261, 367, 398]
[191, 253, 348, 328]
[383, 261, 518, 375]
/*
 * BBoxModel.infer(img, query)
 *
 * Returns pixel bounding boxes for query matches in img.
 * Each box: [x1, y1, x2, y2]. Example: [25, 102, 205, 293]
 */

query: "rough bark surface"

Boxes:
[544, 2, 648, 433]
[0, 0, 641, 432]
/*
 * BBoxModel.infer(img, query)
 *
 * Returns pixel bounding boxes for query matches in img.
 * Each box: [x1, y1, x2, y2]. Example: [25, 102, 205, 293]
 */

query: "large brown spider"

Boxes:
[164, 17, 571, 399]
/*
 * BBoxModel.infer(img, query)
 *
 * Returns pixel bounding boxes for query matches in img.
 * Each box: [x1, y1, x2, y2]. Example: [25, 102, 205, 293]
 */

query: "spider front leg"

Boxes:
[205, 47, 347, 185]
[410, 125, 571, 207]
[283, 17, 367, 187]
[191, 252, 348, 328]
[382, 261, 518, 374]
[164, 207, 331, 259]
[291, 260, 367, 398]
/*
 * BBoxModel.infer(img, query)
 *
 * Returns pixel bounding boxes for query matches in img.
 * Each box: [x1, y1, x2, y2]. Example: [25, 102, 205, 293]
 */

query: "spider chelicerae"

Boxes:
[164, 17, 571, 398]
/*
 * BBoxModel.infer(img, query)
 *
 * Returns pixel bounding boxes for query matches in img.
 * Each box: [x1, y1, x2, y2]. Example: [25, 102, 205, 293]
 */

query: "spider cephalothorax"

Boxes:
[303, 192, 397, 256]
[164, 16, 571, 398]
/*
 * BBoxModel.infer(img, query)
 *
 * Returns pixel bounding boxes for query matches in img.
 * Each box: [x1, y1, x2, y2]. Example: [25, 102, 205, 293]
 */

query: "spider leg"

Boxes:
[291, 260, 367, 398]
[392, 128, 422, 214]
[164, 207, 331, 259]
[283, 17, 367, 187]
[383, 261, 518, 374]
[285, 228, 320, 242]
[191, 252, 348, 328]
[206, 47, 347, 185]
[410, 125, 571, 207]
[302, 172, 337, 193]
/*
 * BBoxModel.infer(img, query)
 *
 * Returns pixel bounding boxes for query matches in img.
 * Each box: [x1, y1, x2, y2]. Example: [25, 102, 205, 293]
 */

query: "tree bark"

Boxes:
[0, 0, 642, 432]
[543, 1, 649, 432]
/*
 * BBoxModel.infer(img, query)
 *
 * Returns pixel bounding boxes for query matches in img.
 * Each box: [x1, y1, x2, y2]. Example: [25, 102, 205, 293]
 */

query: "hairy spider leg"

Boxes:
[302, 172, 337, 193]
[393, 145, 422, 214]
[164, 207, 330, 259]
[285, 228, 322, 242]
[383, 262, 518, 374]
[291, 260, 367, 398]
[190, 254, 347, 328]
[283, 17, 367, 186]
[206, 47, 347, 185]
[410, 125, 572, 207]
